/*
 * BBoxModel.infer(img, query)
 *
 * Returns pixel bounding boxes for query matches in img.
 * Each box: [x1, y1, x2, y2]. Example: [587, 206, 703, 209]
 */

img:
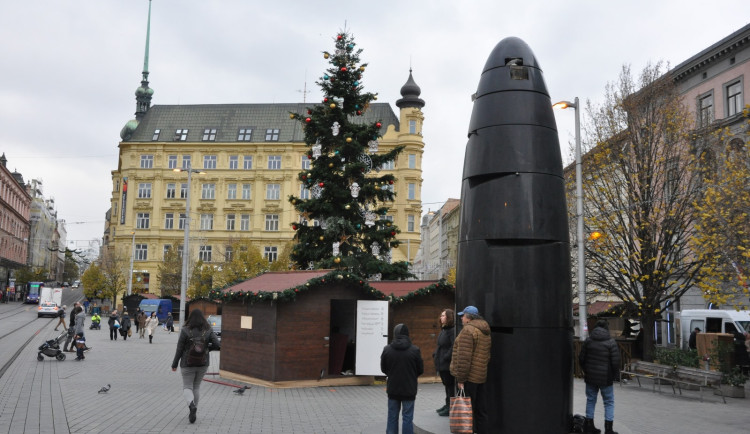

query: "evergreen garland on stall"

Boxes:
[288, 32, 412, 280]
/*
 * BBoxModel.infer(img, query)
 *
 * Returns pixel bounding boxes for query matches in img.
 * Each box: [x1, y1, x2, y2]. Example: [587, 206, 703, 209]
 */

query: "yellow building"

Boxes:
[107, 67, 425, 293]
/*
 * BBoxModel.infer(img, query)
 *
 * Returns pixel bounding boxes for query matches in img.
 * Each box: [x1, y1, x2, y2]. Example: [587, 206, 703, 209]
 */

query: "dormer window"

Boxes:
[202, 128, 217, 141]
[238, 128, 253, 141]
[265, 129, 280, 141]
[152, 129, 161, 141]
[174, 129, 188, 141]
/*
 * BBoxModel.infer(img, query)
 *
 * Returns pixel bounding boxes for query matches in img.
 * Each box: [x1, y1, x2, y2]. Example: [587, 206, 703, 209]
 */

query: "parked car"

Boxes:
[208, 315, 222, 342]
[38, 301, 60, 318]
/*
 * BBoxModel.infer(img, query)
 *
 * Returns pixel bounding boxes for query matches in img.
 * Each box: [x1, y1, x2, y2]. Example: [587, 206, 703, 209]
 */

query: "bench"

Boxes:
[620, 361, 726, 403]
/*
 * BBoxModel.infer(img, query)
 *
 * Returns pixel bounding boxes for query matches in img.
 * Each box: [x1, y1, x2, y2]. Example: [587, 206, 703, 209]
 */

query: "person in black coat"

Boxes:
[433, 308, 455, 416]
[688, 327, 700, 350]
[579, 320, 621, 434]
[381, 323, 424, 434]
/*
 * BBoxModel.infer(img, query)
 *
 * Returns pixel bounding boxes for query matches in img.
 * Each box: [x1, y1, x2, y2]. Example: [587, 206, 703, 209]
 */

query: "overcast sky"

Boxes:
[0, 1, 747, 249]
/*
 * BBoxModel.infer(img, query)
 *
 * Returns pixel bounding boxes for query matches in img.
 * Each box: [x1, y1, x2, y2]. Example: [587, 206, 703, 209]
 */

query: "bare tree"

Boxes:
[581, 62, 703, 361]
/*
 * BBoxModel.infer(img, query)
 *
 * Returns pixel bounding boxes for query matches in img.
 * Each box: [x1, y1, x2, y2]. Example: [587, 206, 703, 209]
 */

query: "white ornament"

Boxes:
[371, 241, 380, 256]
[312, 139, 322, 159]
[335, 48, 345, 56]
[311, 185, 323, 199]
[320, 218, 328, 230]
[349, 182, 360, 198]
[369, 273, 382, 282]
[367, 140, 379, 154]
[357, 154, 372, 173]
[364, 211, 376, 227]
[384, 250, 392, 264]
[332, 242, 340, 256]
[307, 262, 315, 270]
[331, 122, 340, 136]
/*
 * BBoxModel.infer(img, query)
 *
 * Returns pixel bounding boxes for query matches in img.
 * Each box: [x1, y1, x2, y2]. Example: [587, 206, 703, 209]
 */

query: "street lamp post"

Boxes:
[173, 163, 204, 326]
[127, 231, 135, 296]
[553, 97, 587, 339]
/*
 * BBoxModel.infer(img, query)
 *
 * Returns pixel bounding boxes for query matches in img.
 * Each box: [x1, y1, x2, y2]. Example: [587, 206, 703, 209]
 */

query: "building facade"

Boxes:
[27, 179, 66, 282]
[0, 153, 31, 290]
[413, 198, 459, 280]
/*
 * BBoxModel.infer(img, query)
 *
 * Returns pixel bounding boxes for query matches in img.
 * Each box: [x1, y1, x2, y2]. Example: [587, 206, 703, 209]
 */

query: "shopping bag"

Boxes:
[127, 328, 133, 337]
[449, 388, 473, 434]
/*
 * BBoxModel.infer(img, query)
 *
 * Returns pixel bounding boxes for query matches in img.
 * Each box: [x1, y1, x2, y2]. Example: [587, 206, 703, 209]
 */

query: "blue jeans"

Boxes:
[585, 383, 614, 421]
[386, 399, 414, 434]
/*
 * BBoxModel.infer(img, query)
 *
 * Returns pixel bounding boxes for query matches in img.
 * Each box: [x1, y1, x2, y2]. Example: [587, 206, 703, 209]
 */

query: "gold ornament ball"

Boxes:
[319, 236, 324, 241]
[330, 103, 336, 109]
[345, 204, 351, 210]
[359, 66, 365, 72]
[328, 163, 334, 168]
[346, 137, 352, 143]
[334, 257, 341, 264]
[374, 185, 380, 190]
[289, 114, 295, 119]
[324, 52, 330, 59]
[386, 222, 392, 227]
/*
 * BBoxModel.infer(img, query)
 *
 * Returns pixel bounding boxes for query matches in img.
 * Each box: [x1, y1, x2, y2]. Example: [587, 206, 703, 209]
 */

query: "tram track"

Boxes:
[0, 318, 52, 380]
[0, 303, 34, 321]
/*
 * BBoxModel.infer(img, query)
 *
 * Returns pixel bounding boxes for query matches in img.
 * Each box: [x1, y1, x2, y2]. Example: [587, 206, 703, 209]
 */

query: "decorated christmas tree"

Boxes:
[288, 32, 412, 280]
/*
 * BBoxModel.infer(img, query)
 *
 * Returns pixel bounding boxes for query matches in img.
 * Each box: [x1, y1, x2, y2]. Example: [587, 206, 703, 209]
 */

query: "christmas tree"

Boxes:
[288, 32, 412, 280]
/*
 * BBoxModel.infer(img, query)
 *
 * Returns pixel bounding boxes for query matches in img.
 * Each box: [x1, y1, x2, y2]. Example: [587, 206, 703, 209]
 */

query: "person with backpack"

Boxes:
[171, 309, 220, 424]
[120, 311, 132, 340]
[108, 310, 120, 341]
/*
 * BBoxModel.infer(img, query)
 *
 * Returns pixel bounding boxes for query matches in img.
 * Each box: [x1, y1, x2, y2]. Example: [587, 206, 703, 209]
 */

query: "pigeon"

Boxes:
[97, 384, 111, 394]
[233, 385, 250, 395]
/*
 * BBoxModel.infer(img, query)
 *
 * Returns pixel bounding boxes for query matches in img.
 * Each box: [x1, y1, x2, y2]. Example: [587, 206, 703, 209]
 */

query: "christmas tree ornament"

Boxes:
[318, 182, 325, 187]
[334, 257, 341, 264]
[386, 222, 392, 227]
[364, 210, 376, 227]
[345, 204, 351, 210]
[289, 113, 295, 119]
[356, 223, 361, 229]
[335, 48, 345, 56]
[307, 262, 315, 270]
[320, 219, 328, 230]
[357, 154, 372, 173]
[331, 122, 340, 136]
[323, 74, 329, 80]
[328, 163, 334, 168]
[292, 224, 298, 230]
[389, 180, 394, 184]
[312, 139, 322, 159]
[347, 43, 354, 49]
[367, 140, 379, 154]
[349, 182, 360, 198]
[376, 122, 382, 128]
[374, 185, 380, 190]
[305, 117, 311, 123]
[332, 242, 340, 256]
[353, 81, 359, 86]
[359, 66, 365, 72]
[307, 109, 312, 115]
[330, 103, 336, 109]
[324, 52, 330, 59]
[369, 273, 382, 281]
[311, 185, 323, 199]
[346, 137, 353, 143]
[340, 67, 347, 72]
[384, 251, 392, 264]
[324, 97, 329, 102]
[319, 236, 325, 241]
[391, 231, 396, 236]
[371, 241, 380, 256]
[357, 111, 362, 116]
[337, 34, 343, 40]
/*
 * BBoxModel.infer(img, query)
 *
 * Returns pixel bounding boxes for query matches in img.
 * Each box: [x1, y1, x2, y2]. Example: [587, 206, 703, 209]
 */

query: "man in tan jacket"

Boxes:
[450, 305, 491, 434]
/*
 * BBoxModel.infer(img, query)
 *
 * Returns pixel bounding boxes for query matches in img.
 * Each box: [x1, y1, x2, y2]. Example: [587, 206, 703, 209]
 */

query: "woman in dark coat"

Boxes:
[120, 311, 132, 340]
[433, 308, 455, 416]
[108, 310, 120, 341]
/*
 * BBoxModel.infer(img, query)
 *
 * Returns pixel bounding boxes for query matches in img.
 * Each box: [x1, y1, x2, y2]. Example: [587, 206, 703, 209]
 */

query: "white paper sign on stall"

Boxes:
[355, 300, 389, 375]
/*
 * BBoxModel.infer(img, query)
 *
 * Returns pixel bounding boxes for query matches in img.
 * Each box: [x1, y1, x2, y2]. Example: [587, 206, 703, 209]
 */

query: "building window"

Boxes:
[179, 213, 187, 230]
[174, 129, 189, 141]
[408, 183, 416, 200]
[302, 155, 311, 169]
[265, 214, 279, 231]
[265, 129, 280, 141]
[136, 213, 150, 229]
[137, 183, 152, 199]
[243, 156, 253, 169]
[268, 155, 282, 169]
[152, 129, 161, 141]
[229, 155, 239, 170]
[135, 244, 148, 261]
[168, 155, 177, 169]
[240, 214, 250, 231]
[201, 183, 215, 199]
[227, 183, 237, 199]
[226, 214, 235, 231]
[241, 183, 252, 200]
[180, 183, 188, 199]
[726, 81, 743, 117]
[225, 246, 234, 262]
[238, 128, 253, 141]
[163, 245, 172, 259]
[382, 160, 395, 170]
[203, 155, 217, 169]
[300, 185, 310, 199]
[182, 155, 191, 169]
[264, 246, 278, 262]
[408, 154, 416, 169]
[385, 215, 394, 222]
[200, 214, 214, 230]
[164, 213, 174, 229]
[166, 183, 176, 198]
[140, 155, 154, 169]
[698, 93, 713, 127]
[409, 120, 416, 134]
[266, 183, 281, 200]
[407, 215, 415, 232]
[202, 128, 217, 141]
[199, 245, 212, 262]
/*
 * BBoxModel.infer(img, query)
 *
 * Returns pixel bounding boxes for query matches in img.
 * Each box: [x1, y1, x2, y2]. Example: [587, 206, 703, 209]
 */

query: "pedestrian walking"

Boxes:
[689, 327, 700, 350]
[73, 306, 86, 361]
[137, 310, 147, 338]
[83, 299, 90, 314]
[54, 305, 67, 331]
[63, 302, 82, 352]
[134, 308, 142, 333]
[433, 308, 455, 417]
[171, 309, 220, 424]
[450, 305, 491, 434]
[120, 311, 132, 340]
[380, 323, 424, 434]
[166, 312, 174, 333]
[108, 310, 121, 341]
[145, 312, 159, 343]
[579, 319, 621, 434]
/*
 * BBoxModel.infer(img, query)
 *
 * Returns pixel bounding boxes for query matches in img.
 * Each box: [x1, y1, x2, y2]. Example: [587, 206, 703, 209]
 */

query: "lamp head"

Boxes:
[553, 100, 576, 110]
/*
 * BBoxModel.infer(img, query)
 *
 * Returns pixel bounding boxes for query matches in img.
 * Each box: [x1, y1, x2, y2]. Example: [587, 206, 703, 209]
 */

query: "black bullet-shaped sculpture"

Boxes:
[457, 37, 573, 432]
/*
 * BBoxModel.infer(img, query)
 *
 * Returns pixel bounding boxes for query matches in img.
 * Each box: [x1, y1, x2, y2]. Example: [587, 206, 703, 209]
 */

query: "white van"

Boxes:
[678, 309, 750, 350]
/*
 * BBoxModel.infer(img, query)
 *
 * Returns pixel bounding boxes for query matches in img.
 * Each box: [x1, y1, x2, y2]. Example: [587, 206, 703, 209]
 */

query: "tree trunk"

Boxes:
[641, 313, 656, 361]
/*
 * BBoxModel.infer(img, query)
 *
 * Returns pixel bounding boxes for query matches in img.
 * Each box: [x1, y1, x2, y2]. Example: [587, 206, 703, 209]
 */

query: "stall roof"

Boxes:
[370, 280, 440, 297]
[221, 270, 330, 294]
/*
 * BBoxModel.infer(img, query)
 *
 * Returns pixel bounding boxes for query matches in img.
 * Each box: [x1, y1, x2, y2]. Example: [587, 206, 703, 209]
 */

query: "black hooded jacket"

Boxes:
[380, 324, 424, 401]
[579, 326, 621, 386]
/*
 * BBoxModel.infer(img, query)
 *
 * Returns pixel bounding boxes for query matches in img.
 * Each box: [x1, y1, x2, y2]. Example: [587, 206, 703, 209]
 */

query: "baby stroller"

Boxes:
[37, 331, 66, 361]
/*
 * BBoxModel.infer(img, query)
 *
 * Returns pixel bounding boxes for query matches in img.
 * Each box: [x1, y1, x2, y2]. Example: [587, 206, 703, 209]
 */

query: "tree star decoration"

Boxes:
[312, 139, 322, 159]
[371, 241, 380, 256]
[331, 122, 340, 136]
[311, 185, 323, 199]
[340, 234, 351, 245]
[367, 139, 379, 154]
[332, 241, 340, 256]
[350, 182, 360, 198]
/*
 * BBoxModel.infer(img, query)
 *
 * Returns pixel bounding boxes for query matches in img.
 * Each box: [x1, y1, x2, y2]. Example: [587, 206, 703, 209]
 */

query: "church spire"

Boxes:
[134, 0, 154, 121]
